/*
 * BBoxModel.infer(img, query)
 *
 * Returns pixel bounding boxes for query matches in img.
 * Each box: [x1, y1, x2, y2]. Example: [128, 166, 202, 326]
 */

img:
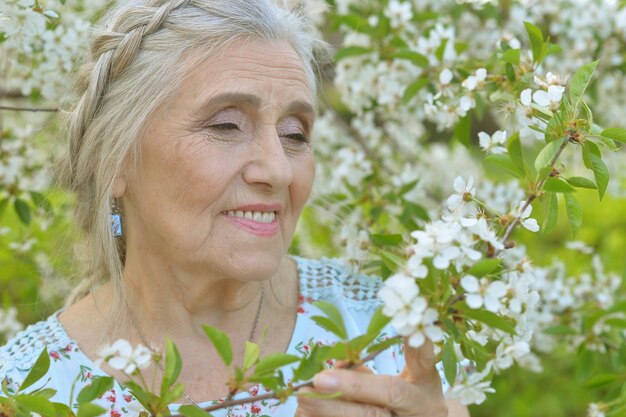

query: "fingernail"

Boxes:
[314, 372, 339, 390]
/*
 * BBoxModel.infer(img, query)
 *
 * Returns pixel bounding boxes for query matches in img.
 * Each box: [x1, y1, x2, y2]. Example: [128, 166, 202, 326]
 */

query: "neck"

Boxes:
[111, 251, 297, 344]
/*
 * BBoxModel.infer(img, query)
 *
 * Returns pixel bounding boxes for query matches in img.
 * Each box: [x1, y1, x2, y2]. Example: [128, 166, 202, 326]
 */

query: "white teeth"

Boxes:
[226, 210, 276, 223]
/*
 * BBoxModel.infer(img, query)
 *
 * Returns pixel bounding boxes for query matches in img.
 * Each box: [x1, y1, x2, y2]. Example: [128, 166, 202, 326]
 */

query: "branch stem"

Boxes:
[0, 105, 58, 112]
[169, 336, 402, 417]
[498, 138, 569, 250]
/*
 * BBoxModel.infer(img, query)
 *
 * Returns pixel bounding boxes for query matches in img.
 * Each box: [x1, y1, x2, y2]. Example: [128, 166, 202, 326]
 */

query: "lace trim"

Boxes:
[295, 257, 383, 311]
[0, 313, 70, 376]
[1, 257, 383, 376]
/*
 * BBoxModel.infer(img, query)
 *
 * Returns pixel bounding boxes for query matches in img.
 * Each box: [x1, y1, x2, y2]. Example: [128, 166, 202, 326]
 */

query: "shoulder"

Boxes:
[0, 313, 72, 388]
[294, 256, 383, 311]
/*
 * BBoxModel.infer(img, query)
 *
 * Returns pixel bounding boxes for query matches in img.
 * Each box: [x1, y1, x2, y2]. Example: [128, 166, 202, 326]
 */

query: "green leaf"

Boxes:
[203, 325, 233, 366]
[402, 77, 429, 104]
[462, 308, 516, 334]
[576, 349, 595, 382]
[76, 376, 113, 404]
[76, 403, 108, 417]
[371, 234, 403, 246]
[380, 250, 406, 271]
[543, 177, 576, 193]
[507, 132, 528, 180]
[334, 46, 372, 62]
[442, 338, 457, 387]
[13, 198, 31, 225]
[243, 341, 261, 372]
[14, 395, 56, 417]
[310, 316, 348, 341]
[435, 38, 448, 62]
[589, 154, 609, 200]
[582, 140, 601, 169]
[566, 176, 597, 189]
[541, 192, 558, 235]
[584, 374, 621, 389]
[313, 301, 348, 340]
[19, 347, 50, 393]
[534, 137, 567, 173]
[466, 259, 501, 277]
[569, 61, 599, 111]
[29, 191, 53, 213]
[0, 198, 9, 218]
[500, 48, 520, 65]
[179, 404, 215, 417]
[564, 194, 583, 238]
[125, 381, 160, 411]
[600, 128, 626, 143]
[366, 336, 403, 355]
[484, 154, 523, 178]
[292, 345, 330, 382]
[454, 114, 471, 148]
[253, 353, 300, 377]
[163, 339, 182, 391]
[524, 21, 544, 64]
[366, 307, 392, 342]
[392, 50, 429, 67]
[542, 325, 577, 335]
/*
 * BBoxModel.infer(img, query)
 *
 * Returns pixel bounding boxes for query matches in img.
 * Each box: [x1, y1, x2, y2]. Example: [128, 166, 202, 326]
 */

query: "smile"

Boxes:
[225, 210, 276, 223]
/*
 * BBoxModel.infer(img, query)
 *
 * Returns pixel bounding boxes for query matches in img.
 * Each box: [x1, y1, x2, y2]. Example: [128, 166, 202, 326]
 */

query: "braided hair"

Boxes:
[57, 0, 326, 331]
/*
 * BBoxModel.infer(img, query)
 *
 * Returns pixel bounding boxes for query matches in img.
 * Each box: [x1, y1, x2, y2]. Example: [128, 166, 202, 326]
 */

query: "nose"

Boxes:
[242, 125, 294, 190]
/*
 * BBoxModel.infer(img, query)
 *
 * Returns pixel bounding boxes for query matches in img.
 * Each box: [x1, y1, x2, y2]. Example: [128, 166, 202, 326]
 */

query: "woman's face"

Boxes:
[120, 39, 316, 281]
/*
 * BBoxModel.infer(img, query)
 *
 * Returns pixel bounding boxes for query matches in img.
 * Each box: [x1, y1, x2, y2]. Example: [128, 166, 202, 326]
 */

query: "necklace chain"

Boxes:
[127, 283, 265, 413]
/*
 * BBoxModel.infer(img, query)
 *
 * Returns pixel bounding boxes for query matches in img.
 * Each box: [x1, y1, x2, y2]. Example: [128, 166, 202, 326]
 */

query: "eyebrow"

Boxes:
[194, 92, 315, 120]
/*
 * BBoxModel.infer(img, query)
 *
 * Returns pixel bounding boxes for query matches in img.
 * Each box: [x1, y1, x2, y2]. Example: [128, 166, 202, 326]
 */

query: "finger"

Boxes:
[312, 369, 425, 413]
[334, 360, 375, 374]
[298, 388, 391, 417]
[399, 338, 442, 394]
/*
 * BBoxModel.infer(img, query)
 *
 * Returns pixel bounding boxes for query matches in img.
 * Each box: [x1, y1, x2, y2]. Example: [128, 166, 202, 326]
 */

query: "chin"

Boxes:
[220, 248, 286, 281]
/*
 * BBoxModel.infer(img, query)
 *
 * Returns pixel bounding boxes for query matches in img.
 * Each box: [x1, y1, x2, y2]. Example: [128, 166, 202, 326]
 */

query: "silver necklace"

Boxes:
[127, 283, 265, 414]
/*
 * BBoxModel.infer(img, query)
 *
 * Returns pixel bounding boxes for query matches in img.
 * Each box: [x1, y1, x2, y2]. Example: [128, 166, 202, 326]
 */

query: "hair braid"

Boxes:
[68, 0, 190, 189]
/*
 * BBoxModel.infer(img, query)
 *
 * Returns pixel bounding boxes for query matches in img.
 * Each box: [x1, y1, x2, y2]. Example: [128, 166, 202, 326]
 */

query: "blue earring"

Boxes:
[111, 199, 123, 237]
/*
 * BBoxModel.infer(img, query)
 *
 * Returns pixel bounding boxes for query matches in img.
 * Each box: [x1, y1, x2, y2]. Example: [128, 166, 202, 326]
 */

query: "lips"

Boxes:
[222, 203, 282, 237]
[225, 210, 276, 223]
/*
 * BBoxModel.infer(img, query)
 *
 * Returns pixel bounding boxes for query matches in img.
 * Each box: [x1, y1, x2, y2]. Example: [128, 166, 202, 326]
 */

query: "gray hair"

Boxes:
[56, 0, 328, 334]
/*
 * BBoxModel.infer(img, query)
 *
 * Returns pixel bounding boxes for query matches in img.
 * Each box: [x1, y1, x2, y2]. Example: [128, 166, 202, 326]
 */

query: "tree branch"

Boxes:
[169, 336, 403, 417]
[0, 87, 26, 99]
[0, 105, 58, 112]
[497, 138, 569, 251]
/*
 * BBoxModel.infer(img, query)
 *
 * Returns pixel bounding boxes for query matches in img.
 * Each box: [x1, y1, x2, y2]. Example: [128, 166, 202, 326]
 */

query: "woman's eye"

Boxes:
[284, 133, 310, 143]
[211, 123, 239, 131]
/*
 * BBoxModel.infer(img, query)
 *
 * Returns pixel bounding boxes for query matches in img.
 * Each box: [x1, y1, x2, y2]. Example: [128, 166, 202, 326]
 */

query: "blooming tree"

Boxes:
[2, 0, 626, 416]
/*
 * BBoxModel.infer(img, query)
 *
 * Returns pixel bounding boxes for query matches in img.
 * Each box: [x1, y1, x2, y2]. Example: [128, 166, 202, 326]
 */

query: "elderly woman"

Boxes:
[0, 1, 469, 416]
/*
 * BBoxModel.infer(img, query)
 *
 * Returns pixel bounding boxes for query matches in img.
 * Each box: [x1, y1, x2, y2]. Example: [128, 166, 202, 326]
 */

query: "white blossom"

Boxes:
[461, 275, 508, 312]
[448, 365, 495, 405]
[478, 130, 507, 155]
[0, 307, 23, 340]
[461, 68, 487, 91]
[587, 403, 607, 417]
[446, 176, 476, 211]
[516, 201, 540, 232]
[97, 339, 153, 375]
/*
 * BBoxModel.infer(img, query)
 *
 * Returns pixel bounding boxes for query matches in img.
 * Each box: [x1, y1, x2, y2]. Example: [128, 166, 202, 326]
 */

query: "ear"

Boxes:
[112, 174, 127, 198]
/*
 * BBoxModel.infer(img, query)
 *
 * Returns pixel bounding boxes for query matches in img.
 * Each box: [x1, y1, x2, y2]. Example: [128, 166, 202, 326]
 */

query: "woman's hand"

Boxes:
[296, 338, 466, 417]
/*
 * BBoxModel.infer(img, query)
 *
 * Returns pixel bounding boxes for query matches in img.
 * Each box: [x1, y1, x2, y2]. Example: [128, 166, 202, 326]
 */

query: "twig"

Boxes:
[169, 336, 402, 417]
[0, 87, 26, 99]
[332, 113, 393, 175]
[0, 105, 58, 112]
[496, 138, 569, 253]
